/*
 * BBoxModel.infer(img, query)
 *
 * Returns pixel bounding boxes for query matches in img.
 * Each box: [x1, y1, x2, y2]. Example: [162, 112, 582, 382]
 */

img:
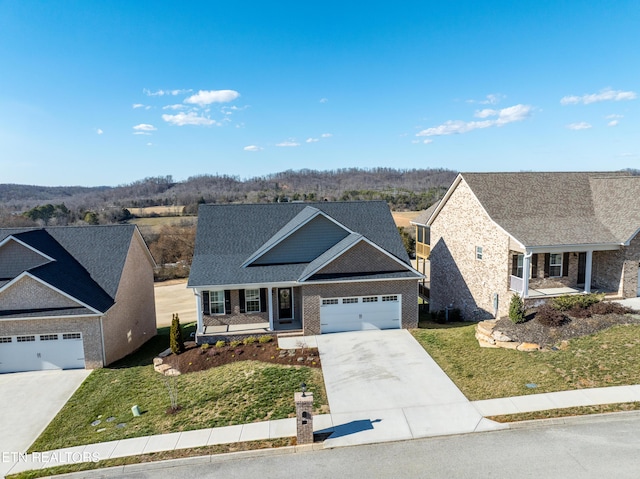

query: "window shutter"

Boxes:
[260, 288, 267, 313]
[531, 254, 538, 278]
[544, 253, 550, 278]
[239, 289, 246, 313]
[202, 291, 210, 315]
[562, 252, 570, 277]
[224, 290, 231, 314]
[511, 255, 518, 276]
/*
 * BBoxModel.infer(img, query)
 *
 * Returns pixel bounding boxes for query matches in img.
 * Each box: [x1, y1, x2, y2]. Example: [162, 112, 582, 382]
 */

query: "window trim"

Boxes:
[245, 288, 261, 313]
[549, 253, 563, 277]
[209, 290, 226, 315]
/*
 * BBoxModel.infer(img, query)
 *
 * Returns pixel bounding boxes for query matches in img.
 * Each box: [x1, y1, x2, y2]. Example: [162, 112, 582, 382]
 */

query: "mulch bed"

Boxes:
[163, 340, 321, 374]
[495, 312, 640, 348]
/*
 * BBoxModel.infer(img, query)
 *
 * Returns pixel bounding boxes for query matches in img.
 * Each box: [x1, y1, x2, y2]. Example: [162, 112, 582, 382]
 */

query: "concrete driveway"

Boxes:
[0, 370, 91, 457]
[316, 329, 504, 447]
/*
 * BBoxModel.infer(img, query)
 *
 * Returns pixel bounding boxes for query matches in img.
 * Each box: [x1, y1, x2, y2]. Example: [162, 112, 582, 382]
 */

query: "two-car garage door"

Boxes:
[320, 294, 401, 334]
[0, 333, 85, 374]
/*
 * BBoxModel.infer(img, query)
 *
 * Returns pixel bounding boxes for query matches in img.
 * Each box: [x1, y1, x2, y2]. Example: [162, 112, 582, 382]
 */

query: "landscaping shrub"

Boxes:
[169, 313, 185, 354]
[509, 294, 526, 323]
[259, 335, 273, 344]
[229, 340, 242, 348]
[589, 301, 632, 316]
[536, 304, 567, 327]
[551, 293, 604, 311]
[200, 343, 210, 351]
[215, 340, 226, 348]
[243, 336, 258, 345]
[568, 305, 592, 318]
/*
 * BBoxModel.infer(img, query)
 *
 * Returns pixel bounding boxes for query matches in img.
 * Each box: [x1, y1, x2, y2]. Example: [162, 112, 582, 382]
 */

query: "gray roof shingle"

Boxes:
[188, 201, 412, 287]
[455, 172, 638, 247]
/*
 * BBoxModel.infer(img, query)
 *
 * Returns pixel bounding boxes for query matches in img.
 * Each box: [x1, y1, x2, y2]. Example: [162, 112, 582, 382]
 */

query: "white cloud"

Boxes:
[95, 128, 103, 135]
[417, 104, 532, 137]
[306, 138, 319, 143]
[133, 124, 157, 132]
[467, 93, 504, 105]
[162, 104, 186, 110]
[146, 142, 153, 147]
[566, 122, 592, 130]
[161, 112, 217, 126]
[133, 132, 151, 136]
[244, 145, 262, 152]
[423, 139, 433, 144]
[132, 103, 145, 109]
[608, 120, 619, 127]
[319, 98, 328, 103]
[560, 88, 637, 105]
[184, 89, 240, 106]
[143, 88, 191, 97]
[321, 133, 333, 138]
[474, 108, 497, 118]
[276, 140, 300, 147]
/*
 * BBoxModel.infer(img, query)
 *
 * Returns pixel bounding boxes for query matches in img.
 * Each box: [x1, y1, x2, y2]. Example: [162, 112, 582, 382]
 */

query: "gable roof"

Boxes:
[0, 225, 141, 312]
[188, 201, 416, 287]
[432, 171, 639, 247]
[410, 200, 441, 226]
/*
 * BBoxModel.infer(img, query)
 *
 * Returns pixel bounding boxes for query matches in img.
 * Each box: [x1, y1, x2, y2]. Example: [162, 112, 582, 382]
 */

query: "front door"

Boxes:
[577, 252, 586, 285]
[278, 288, 293, 319]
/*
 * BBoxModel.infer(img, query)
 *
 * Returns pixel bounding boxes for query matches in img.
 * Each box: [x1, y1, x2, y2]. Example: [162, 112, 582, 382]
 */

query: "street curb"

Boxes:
[43, 443, 324, 479]
[505, 409, 640, 429]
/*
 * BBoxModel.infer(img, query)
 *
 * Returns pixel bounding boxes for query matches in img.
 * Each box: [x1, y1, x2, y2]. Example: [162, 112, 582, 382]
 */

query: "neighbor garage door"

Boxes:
[0, 333, 85, 374]
[320, 294, 401, 333]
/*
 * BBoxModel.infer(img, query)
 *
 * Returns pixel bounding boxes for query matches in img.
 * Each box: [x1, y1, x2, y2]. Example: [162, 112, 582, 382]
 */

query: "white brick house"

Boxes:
[428, 172, 640, 320]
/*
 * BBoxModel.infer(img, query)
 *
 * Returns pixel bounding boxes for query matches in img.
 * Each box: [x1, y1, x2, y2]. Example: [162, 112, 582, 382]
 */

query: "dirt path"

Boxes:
[154, 279, 197, 327]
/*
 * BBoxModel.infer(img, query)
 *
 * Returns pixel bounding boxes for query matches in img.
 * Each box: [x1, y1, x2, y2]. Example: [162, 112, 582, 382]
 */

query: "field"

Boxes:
[128, 205, 186, 216]
[391, 211, 421, 228]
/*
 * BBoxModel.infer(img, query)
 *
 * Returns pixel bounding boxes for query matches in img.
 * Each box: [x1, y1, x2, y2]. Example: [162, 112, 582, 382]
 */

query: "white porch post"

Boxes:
[195, 290, 204, 335]
[268, 286, 274, 330]
[522, 253, 531, 298]
[584, 250, 593, 293]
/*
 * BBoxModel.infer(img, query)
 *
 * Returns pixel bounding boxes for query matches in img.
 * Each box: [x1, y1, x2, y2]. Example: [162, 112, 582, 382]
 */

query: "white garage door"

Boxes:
[0, 333, 85, 374]
[320, 294, 401, 334]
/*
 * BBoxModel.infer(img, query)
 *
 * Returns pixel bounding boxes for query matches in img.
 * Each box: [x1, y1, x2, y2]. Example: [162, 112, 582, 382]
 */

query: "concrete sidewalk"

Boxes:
[3, 385, 640, 477]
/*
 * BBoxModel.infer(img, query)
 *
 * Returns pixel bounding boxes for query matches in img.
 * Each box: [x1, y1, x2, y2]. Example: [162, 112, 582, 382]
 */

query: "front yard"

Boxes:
[412, 321, 640, 401]
[29, 326, 327, 452]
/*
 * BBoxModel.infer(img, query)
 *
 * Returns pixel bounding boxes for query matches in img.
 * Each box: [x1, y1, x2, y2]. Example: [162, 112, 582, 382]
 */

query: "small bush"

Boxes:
[200, 343, 210, 350]
[169, 313, 185, 354]
[215, 340, 226, 348]
[589, 301, 632, 316]
[551, 293, 604, 311]
[259, 335, 273, 344]
[536, 303, 567, 327]
[243, 336, 257, 345]
[568, 305, 592, 318]
[229, 340, 242, 348]
[509, 294, 526, 323]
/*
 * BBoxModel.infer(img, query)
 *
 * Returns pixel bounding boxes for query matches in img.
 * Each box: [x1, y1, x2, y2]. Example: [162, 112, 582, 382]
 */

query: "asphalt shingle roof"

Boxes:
[456, 172, 639, 247]
[410, 200, 440, 226]
[0, 225, 137, 312]
[188, 201, 412, 287]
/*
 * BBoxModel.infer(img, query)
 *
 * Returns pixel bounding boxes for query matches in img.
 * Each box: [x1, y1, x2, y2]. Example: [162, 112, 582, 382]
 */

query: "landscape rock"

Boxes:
[491, 330, 513, 342]
[476, 321, 496, 337]
[516, 342, 540, 352]
[475, 330, 495, 344]
[153, 357, 164, 366]
[494, 340, 519, 350]
[477, 338, 499, 348]
[154, 363, 171, 373]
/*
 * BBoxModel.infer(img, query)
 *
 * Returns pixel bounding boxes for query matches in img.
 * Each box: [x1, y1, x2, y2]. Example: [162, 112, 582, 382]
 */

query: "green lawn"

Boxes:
[411, 321, 640, 401]
[29, 327, 327, 452]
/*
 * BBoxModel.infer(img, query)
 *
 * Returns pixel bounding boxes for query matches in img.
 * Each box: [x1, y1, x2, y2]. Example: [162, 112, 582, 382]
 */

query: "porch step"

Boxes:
[276, 331, 304, 338]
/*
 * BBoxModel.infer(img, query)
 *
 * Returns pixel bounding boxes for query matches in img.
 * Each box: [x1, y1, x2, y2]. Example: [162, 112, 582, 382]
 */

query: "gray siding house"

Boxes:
[188, 201, 421, 340]
[0, 225, 157, 373]
[428, 172, 640, 320]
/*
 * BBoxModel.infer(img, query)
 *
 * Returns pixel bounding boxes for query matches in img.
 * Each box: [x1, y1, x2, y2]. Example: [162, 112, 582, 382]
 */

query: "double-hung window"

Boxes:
[549, 253, 562, 277]
[475, 246, 483, 260]
[210, 290, 225, 314]
[515, 254, 524, 278]
[245, 289, 261, 313]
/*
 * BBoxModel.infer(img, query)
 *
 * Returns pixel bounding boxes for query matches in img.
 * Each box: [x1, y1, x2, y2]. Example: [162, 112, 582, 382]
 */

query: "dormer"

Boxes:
[0, 235, 54, 280]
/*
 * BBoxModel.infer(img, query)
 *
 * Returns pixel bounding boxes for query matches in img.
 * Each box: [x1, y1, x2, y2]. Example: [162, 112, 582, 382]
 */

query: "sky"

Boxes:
[0, 1, 639, 187]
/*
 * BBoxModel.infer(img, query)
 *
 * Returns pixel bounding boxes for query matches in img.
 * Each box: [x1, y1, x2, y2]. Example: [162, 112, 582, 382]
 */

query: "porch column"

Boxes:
[522, 253, 531, 298]
[584, 250, 593, 293]
[195, 291, 204, 335]
[268, 286, 274, 330]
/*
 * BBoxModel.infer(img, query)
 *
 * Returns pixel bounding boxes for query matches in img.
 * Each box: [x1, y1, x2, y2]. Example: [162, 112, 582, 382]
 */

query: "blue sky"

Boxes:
[1, 1, 638, 187]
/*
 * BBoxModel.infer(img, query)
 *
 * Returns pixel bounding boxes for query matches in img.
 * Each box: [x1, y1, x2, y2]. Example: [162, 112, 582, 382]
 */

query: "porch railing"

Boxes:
[509, 275, 524, 293]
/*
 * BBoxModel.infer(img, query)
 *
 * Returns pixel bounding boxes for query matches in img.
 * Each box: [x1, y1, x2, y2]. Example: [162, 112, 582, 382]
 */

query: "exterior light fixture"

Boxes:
[301, 382, 307, 397]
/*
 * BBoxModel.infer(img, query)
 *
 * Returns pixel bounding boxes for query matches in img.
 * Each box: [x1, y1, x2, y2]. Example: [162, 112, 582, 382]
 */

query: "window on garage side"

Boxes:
[17, 336, 35, 342]
[322, 299, 339, 305]
[40, 334, 58, 341]
[0, 337, 11, 343]
[63, 333, 81, 340]
[382, 295, 398, 302]
[342, 298, 358, 304]
[362, 296, 378, 303]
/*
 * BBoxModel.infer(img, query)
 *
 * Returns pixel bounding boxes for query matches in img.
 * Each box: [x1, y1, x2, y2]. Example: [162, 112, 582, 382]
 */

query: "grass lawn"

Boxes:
[29, 326, 327, 452]
[411, 321, 640, 401]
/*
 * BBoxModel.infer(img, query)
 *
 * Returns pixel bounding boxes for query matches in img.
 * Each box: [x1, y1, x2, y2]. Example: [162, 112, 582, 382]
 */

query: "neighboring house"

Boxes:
[410, 200, 440, 291]
[428, 172, 640, 320]
[188, 201, 422, 340]
[0, 225, 157, 373]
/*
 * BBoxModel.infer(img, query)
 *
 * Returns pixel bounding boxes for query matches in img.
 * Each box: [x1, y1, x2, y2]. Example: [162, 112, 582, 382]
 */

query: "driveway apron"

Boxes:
[316, 329, 504, 447]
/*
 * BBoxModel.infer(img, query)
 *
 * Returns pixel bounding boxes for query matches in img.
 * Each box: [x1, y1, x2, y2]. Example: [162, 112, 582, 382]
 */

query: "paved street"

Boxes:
[63, 413, 640, 479]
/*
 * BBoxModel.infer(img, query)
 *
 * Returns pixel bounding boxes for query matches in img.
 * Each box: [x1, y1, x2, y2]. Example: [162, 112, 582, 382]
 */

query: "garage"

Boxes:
[0, 332, 85, 374]
[320, 294, 401, 333]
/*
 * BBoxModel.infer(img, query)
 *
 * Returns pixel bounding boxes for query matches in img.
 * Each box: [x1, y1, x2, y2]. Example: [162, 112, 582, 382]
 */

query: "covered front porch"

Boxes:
[508, 245, 623, 299]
